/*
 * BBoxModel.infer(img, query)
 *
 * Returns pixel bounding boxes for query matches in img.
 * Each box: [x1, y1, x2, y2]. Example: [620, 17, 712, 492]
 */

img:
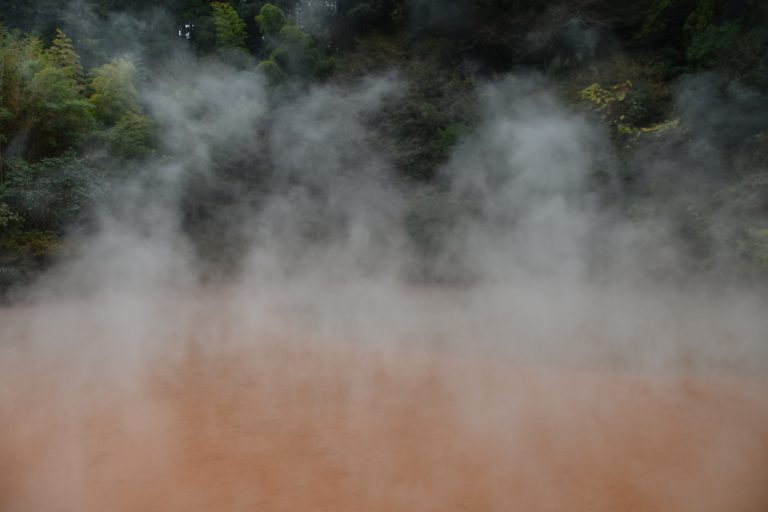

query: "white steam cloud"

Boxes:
[1, 3, 768, 510]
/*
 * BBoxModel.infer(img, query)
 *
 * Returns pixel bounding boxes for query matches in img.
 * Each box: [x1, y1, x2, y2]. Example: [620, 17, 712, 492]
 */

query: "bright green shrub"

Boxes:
[211, 2, 247, 49]
[89, 58, 140, 125]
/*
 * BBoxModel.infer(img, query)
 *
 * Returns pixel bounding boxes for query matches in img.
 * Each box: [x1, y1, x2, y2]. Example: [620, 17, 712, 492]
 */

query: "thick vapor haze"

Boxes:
[1, 2, 768, 510]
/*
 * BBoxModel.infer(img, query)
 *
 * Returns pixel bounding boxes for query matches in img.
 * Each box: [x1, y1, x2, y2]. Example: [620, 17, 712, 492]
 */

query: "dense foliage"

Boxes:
[0, 0, 767, 295]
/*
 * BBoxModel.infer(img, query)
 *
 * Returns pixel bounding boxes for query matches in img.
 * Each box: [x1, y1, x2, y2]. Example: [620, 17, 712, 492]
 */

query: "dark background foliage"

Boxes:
[0, 0, 767, 295]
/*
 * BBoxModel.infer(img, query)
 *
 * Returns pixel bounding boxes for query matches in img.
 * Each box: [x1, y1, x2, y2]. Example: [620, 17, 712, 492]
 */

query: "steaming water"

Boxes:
[2, 13, 768, 509]
[2, 284, 767, 511]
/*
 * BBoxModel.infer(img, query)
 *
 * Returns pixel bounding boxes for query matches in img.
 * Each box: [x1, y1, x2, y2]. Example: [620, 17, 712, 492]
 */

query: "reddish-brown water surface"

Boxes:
[2, 330, 767, 512]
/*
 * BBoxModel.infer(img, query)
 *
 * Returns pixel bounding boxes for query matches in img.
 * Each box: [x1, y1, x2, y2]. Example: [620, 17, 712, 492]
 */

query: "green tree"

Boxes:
[89, 58, 140, 125]
[255, 3, 287, 38]
[0, 26, 94, 161]
[0, 154, 103, 290]
[24, 65, 94, 158]
[270, 24, 317, 75]
[210, 2, 247, 49]
[0, 154, 98, 230]
[252, 5, 332, 80]
[46, 29, 85, 87]
[107, 111, 156, 159]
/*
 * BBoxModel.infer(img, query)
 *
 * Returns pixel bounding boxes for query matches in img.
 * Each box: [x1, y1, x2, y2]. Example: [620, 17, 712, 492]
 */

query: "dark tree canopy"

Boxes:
[0, 0, 767, 292]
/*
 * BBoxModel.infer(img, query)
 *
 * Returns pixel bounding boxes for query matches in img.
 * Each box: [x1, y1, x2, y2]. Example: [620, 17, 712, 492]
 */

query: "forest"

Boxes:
[1, 0, 768, 295]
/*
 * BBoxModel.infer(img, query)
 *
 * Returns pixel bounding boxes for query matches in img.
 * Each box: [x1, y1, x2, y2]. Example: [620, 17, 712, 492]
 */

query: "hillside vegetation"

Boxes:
[1, 0, 767, 294]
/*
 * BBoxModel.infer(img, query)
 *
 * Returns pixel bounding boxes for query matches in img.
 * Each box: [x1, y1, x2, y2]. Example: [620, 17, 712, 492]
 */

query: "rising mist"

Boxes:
[1, 1, 767, 510]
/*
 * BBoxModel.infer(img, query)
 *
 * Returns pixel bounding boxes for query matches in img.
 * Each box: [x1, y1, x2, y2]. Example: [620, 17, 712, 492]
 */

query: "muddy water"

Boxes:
[1, 300, 767, 511]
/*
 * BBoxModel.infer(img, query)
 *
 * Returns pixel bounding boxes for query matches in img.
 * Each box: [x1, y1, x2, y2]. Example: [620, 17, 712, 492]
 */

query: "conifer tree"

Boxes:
[47, 29, 84, 87]
[210, 2, 247, 49]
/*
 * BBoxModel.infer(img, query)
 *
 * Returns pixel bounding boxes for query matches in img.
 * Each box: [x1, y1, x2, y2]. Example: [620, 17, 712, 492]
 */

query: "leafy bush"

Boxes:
[254, 5, 333, 80]
[574, 57, 674, 145]
[89, 58, 140, 125]
[0, 202, 22, 232]
[0, 155, 102, 231]
[107, 111, 157, 160]
[0, 155, 97, 292]
[0, 230, 61, 293]
[255, 3, 288, 38]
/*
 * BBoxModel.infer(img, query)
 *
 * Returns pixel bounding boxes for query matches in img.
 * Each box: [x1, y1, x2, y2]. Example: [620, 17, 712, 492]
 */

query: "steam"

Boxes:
[440, 75, 608, 281]
[294, 0, 337, 36]
[2, 2, 768, 510]
[59, 0, 182, 67]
